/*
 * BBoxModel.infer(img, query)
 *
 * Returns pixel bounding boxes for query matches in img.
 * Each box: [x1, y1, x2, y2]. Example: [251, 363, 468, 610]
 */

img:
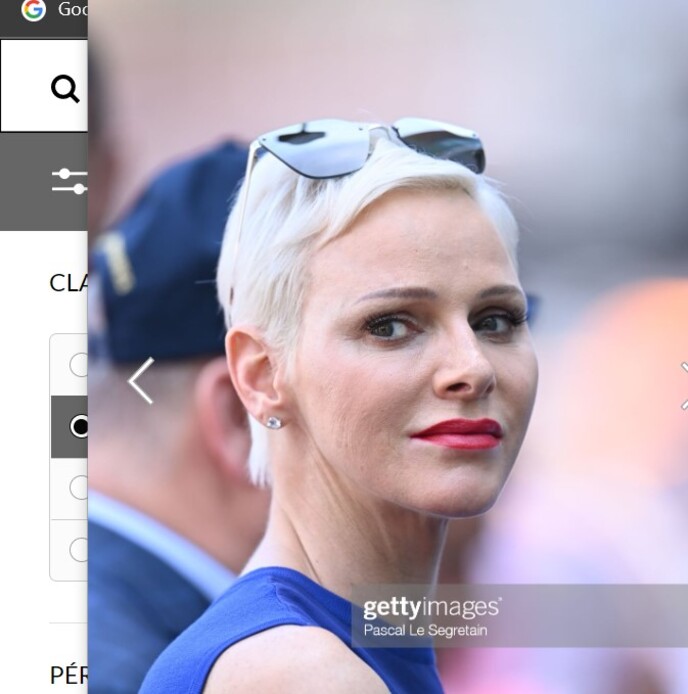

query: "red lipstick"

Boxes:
[411, 418, 503, 450]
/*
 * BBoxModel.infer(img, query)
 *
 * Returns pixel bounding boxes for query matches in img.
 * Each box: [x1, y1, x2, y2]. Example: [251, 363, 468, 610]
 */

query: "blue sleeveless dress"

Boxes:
[139, 566, 444, 694]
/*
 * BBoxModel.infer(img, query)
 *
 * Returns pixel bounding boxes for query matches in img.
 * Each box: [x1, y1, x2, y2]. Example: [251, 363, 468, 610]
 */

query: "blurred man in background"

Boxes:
[88, 143, 270, 694]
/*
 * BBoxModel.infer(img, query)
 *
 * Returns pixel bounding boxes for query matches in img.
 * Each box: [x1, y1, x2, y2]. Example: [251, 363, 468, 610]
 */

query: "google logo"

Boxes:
[21, 0, 46, 22]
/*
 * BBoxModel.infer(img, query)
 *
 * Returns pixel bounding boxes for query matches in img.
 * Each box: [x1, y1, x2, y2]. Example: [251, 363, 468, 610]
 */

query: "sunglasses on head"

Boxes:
[229, 117, 486, 309]
[249, 117, 486, 179]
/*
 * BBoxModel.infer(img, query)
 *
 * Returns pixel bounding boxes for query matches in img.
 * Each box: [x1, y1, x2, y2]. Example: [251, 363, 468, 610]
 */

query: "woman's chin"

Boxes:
[404, 472, 509, 519]
[426, 493, 501, 519]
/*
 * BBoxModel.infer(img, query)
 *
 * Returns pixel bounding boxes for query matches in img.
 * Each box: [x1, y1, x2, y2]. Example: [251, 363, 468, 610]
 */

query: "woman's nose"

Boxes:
[432, 328, 497, 401]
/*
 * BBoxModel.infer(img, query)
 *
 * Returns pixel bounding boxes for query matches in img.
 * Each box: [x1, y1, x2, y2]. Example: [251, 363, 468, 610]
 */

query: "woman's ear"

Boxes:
[225, 326, 286, 426]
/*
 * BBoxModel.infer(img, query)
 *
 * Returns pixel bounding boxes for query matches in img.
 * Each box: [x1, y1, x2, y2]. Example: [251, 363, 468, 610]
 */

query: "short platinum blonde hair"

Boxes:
[216, 136, 520, 486]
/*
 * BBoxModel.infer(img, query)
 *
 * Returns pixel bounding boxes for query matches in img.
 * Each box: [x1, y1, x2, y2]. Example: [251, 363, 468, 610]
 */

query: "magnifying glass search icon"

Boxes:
[51, 74, 80, 103]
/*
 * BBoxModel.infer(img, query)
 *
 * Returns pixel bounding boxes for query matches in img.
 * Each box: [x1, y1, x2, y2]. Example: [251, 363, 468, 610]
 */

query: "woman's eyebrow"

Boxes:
[355, 286, 439, 303]
[477, 284, 525, 301]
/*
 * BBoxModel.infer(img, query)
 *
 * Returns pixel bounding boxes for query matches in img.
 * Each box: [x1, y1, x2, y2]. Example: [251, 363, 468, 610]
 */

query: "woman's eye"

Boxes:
[366, 316, 415, 340]
[474, 313, 524, 336]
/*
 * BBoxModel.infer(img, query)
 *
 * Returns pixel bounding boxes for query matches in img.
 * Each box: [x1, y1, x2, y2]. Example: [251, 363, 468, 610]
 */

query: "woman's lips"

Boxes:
[411, 418, 503, 450]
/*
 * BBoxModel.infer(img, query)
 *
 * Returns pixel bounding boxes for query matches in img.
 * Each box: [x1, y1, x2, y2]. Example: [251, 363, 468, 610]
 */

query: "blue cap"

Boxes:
[90, 141, 247, 362]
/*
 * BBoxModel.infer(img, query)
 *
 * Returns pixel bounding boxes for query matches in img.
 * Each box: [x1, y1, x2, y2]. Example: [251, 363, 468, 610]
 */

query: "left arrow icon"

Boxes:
[128, 357, 155, 405]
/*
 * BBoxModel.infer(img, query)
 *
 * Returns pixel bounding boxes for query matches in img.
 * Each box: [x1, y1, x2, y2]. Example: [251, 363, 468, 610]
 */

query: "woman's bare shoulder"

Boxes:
[202, 624, 390, 693]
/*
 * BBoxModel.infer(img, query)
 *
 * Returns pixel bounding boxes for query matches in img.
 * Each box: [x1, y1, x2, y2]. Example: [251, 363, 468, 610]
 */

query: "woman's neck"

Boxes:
[243, 459, 448, 598]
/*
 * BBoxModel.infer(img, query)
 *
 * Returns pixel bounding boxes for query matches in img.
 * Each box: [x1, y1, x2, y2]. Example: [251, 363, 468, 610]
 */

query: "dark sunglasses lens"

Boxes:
[394, 118, 486, 173]
[259, 119, 370, 179]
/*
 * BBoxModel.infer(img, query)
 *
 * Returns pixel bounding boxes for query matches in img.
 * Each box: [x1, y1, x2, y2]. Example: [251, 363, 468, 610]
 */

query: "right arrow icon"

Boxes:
[682, 362, 688, 411]
[128, 357, 155, 405]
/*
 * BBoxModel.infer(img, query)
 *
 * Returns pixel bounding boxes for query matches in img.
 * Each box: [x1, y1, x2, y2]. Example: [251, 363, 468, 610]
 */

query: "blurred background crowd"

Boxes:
[90, 1, 688, 692]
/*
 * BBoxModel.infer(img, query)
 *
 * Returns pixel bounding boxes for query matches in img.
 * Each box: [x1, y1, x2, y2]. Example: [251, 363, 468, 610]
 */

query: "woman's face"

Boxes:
[284, 187, 538, 517]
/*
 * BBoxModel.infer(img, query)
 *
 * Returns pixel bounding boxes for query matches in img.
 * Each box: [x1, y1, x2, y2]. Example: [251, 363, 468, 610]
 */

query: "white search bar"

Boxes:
[0, 39, 87, 132]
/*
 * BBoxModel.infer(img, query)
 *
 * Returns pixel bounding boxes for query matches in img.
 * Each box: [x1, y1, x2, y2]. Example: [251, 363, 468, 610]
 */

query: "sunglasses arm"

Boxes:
[229, 140, 262, 310]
